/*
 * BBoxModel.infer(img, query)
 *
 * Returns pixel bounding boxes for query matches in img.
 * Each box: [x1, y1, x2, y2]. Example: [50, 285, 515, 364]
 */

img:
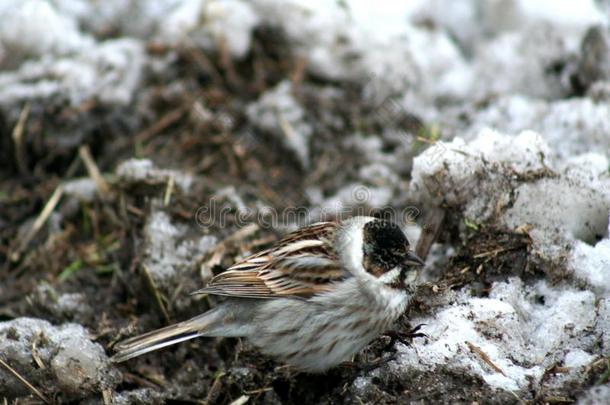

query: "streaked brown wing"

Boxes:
[193, 222, 346, 299]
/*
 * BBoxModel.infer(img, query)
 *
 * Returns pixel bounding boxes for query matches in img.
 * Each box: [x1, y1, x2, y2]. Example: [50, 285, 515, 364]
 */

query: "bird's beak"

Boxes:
[404, 251, 425, 267]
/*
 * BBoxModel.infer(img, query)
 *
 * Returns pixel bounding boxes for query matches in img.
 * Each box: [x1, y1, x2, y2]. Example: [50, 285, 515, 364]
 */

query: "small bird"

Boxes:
[112, 216, 425, 372]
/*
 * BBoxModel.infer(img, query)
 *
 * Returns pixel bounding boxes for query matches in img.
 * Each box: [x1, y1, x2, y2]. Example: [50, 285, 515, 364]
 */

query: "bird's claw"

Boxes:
[384, 323, 427, 347]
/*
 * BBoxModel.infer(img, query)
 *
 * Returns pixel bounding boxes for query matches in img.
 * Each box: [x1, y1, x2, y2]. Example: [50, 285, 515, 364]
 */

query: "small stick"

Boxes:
[11, 102, 30, 175]
[31, 331, 46, 370]
[277, 113, 307, 168]
[102, 388, 112, 405]
[198, 224, 260, 284]
[141, 264, 171, 324]
[163, 174, 175, 207]
[0, 358, 50, 404]
[79, 145, 110, 196]
[224, 223, 260, 245]
[290, 56, 307, 88]
[217, 36, 241, 89]
[135, 107, 184, 144]
[465, 341, 506, 376]
[11, 185, 64, 262]
[204, 371, 226, 404]
[244, 387, 273, 395]
[229, 395, 250, 405]
[473, 247, 513, 259]
[415, 208, 445, 260]
[182, 40, 224, 87]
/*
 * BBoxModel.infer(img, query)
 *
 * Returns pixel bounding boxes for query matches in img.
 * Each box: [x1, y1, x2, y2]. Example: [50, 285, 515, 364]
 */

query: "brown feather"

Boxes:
[192, 221, 346, 299]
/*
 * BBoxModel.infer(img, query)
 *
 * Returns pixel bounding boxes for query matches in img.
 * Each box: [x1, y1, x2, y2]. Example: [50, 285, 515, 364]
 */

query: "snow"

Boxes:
[143, 210, 217, 284]
[570, 238, 610, 295]
[412, 128, 610, 290]
[462, 96, 610, 159]
[0, 1, 144, 107]
[409, 126, 609, 396]
[0, 38, 144, 106]
[116, 158, 194, 191]
[393, 278, 599, 393]
[0, 318, 119, 398]
[246, 80, 313, 169]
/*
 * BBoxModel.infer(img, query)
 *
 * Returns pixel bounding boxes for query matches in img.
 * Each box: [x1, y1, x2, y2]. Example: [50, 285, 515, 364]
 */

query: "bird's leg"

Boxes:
[383, 320, 427, 349]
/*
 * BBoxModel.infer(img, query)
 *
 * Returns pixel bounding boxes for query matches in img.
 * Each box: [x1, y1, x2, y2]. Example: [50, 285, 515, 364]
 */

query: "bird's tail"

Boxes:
[111, 308, 223, 363]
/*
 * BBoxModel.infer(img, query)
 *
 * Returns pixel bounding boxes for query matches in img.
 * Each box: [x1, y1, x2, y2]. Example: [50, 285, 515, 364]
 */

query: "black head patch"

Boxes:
[362, 219, 410, 277]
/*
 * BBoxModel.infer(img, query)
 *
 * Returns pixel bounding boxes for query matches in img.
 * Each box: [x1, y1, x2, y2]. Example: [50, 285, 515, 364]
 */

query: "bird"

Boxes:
[111, 216, 425, 372]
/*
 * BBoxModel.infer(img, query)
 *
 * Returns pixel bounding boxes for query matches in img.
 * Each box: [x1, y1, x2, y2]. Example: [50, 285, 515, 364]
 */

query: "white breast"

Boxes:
[251, 277, 410, 372]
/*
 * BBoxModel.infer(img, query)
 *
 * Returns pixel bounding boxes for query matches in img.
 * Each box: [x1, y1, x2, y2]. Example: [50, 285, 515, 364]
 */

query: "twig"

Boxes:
[0, 358, 50, 404]
[11, 102, 30, 175]
[31, 331, 46, 369]
[290, 56, 307, 88]
[141, 264, 171, 324]
[465, 341, 506, 376]
[102, 388, 112, 405]
[277, 112, 307, 168]
[229, 395, 249, 405]
[217, 36, 241, 89]
[198, 224, 260, 284]
[224, 223, 260, 245]
[163, 174, 175, 207]
[243, 387, 273, 395]
[415, 136, 437, 145]
[11, 185, 64, 262]
[203, 372, 226, 405]
[183, 41, 224, 87]
[79, 145, 110, 197]
[415, 208, 445, 260]
[473, 247, 514, 259]
[135, 107, 185, 144]
[122, 371, 164, 389]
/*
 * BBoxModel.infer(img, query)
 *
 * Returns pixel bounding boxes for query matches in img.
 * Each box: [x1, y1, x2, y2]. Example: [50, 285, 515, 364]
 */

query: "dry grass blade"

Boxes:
[11, 102, 30, 175]
[243, 387, 273, 395]
[10, 185, 64, 262]
[141, 264, 171, 324]
[203, 371, 226, 405]
[224, 223, 260, 245]
[229, 395, 249, 405]
[277, 114, 302, 162]
[0, 358, 50, 404]
[473, 247, 513, 259]
[31, 331, 46, 370]
[102, 389, 112, 405]
[198, 223, 260, 286]
[465, 341, 506, 376]
[135, 107, 184, 143]
[163, 174, 175, 207]
[217, 36, 241, 89]
[79, 145, 110, 196]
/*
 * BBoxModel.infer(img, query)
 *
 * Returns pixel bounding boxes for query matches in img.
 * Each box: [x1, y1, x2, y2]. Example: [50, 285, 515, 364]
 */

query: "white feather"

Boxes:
[336, 216, 376, 277]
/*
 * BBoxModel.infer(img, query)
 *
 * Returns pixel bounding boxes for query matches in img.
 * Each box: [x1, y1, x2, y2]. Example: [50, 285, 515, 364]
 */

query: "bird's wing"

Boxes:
[192, 221, 348, 299]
